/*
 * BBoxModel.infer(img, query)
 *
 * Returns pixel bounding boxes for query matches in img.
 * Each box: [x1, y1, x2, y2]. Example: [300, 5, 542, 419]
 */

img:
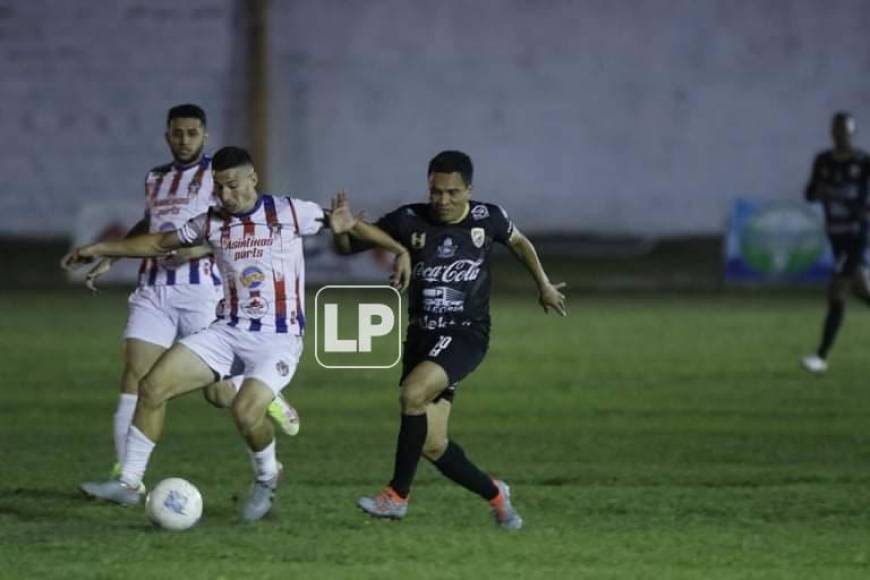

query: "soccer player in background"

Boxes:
[77, 105, 301, 494]
[802, 112, 870, 373]
[63, 146, 410, 521]
[333, 150, 567, 529]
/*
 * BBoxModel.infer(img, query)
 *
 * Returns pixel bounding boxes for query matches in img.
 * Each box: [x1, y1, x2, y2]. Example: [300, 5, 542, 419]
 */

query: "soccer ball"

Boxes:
[145, 478, 203, 531]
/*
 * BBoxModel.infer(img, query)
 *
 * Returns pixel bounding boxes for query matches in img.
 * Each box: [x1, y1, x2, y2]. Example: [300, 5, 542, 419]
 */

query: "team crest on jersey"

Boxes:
[276, 360, 290, 377]
[850, 163, 862, 178]
[411, 232, 426, 249]
[437, 237, 457, 259]
[242, 296, 270, 318]
[471, 204, 490, 221]
[471, 228, 485, 248]
[240, 266, 265, 289]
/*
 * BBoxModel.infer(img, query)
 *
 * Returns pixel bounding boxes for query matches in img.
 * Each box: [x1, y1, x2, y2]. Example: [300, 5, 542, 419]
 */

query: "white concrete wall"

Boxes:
[268, 0, 870, 235]
[2, 0, 869, 236]
[0, 0, 241, 236]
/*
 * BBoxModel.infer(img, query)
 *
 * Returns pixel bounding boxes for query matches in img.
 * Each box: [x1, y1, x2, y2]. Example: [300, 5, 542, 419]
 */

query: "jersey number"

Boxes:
[428, 336, 453, 357]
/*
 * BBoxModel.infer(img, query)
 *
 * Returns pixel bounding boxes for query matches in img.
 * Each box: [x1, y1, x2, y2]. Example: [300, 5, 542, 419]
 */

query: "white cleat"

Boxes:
[801, 355, 828, 374]
[490, 480, 523, 530]
[80, 479, 143, 506]
[241, 463, 283, 522]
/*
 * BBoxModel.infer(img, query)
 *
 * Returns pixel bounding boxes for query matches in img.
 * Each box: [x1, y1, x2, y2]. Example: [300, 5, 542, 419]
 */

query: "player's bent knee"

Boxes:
[138, 375, 171, 408]
[399, 387, 429, 413]
[121, 367, 146, 394]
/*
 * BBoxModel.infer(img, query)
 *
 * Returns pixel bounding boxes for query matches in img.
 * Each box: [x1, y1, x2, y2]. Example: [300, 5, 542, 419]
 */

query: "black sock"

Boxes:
[388, 413, 427, 498]
[818, 300, 845, 358]
[431, 441, 499, 501]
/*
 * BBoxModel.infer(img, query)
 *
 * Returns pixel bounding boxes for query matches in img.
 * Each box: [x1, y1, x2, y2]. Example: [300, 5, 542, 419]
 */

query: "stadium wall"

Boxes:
[1, 0, 869, 237]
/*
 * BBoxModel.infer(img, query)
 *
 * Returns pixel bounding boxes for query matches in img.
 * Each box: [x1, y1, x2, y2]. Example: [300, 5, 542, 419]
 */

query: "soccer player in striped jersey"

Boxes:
[79, 105, 300, 493]
[802, 112, 870, 373]
[62, 146, 411, 521]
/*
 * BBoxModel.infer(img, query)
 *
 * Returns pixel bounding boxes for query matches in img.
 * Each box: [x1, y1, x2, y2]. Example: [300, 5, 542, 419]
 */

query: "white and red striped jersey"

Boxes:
[138, 156, 220, 287]
[177, 195, 325, 335]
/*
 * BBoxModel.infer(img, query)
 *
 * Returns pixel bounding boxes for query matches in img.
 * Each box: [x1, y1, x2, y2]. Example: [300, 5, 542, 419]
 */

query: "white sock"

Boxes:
[230, 375, 243, 393]
[248, 440, 278, 482]
[113, 394, 138, 464]
[120, 425, 156, 487]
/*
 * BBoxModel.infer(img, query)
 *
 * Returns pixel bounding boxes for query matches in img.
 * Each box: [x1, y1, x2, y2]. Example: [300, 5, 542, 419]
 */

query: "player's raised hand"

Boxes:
[84, 257, 115, 293]
[60, 246, 95, 272]
[329, 191, 363, 234]
[391, 251, 411, 291]
[539, 281, 567, 316]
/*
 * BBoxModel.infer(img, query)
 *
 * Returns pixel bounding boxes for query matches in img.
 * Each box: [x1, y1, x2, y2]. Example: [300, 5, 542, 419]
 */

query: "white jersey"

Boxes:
[177, 195, 325, 335]
[138, 156, 220, 287]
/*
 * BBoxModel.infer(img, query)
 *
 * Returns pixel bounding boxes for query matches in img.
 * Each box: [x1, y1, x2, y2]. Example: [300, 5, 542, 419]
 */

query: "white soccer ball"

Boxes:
[145, 478, 203, 531]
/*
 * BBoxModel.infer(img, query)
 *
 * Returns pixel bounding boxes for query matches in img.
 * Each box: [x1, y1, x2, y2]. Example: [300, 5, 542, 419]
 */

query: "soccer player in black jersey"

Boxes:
[333, 150, 566, 529]
[802, 112, 870, 373]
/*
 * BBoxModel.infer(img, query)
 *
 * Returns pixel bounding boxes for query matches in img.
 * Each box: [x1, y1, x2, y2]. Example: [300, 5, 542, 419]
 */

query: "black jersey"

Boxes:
[805, 149, 870, 236]
[371, 201, 514, 332]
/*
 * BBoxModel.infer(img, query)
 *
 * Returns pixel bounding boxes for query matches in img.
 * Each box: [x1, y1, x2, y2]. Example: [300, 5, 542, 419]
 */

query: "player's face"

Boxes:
[213, 165, 259, 214]
[831, 116, 855, 150]
[428, 172, 471, 223]
[165, 117, 207, 164]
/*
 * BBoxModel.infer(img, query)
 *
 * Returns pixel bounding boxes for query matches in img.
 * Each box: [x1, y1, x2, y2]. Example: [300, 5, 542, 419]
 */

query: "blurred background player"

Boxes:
[79, 106, 300, 493]
[802, 112, 870, 373]
[63, 146, 410, 521]
[333, 150, 566, 529]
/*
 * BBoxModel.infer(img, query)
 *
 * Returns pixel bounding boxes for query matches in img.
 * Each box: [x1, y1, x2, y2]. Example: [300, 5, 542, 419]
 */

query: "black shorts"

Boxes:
[829, 234, 867, 277]
[400, 326, 489, 403]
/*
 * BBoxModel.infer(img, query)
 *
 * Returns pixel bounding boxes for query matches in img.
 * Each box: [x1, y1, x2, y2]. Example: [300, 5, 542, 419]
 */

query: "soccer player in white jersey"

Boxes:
[63, 146, 411, 521]
[79, 105, 300, 491]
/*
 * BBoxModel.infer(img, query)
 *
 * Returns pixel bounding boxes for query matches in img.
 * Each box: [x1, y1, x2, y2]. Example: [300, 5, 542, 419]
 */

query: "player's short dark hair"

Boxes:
[212, 146, 253, 171]
[832, 111, 853, 126]
[167, 104, 207, 128]
[428, 150, 473, 186]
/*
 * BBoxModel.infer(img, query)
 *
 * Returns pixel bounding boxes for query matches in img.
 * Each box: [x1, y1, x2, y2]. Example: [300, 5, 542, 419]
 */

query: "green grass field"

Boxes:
[2, 288, 870, 579]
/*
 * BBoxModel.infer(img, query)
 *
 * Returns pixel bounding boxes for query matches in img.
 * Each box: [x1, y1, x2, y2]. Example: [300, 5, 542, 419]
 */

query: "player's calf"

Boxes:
[231, 395, 269, 436]
[203, 380, 235, 408]
[422, 437, 448, 461]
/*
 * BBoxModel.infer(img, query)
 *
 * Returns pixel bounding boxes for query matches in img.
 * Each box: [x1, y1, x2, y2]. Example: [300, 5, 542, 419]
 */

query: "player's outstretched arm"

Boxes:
[82, 216, 151, 291]
[329, 192, 411, 290]
[61, 231, 184, 272]
[507, 228, 567, 316]
[161, 244, 213, 269]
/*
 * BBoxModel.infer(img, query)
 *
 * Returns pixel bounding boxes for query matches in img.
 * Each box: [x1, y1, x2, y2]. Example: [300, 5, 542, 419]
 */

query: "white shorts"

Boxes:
[178, 321, 303, 395]
[124, 285, 222, 349]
